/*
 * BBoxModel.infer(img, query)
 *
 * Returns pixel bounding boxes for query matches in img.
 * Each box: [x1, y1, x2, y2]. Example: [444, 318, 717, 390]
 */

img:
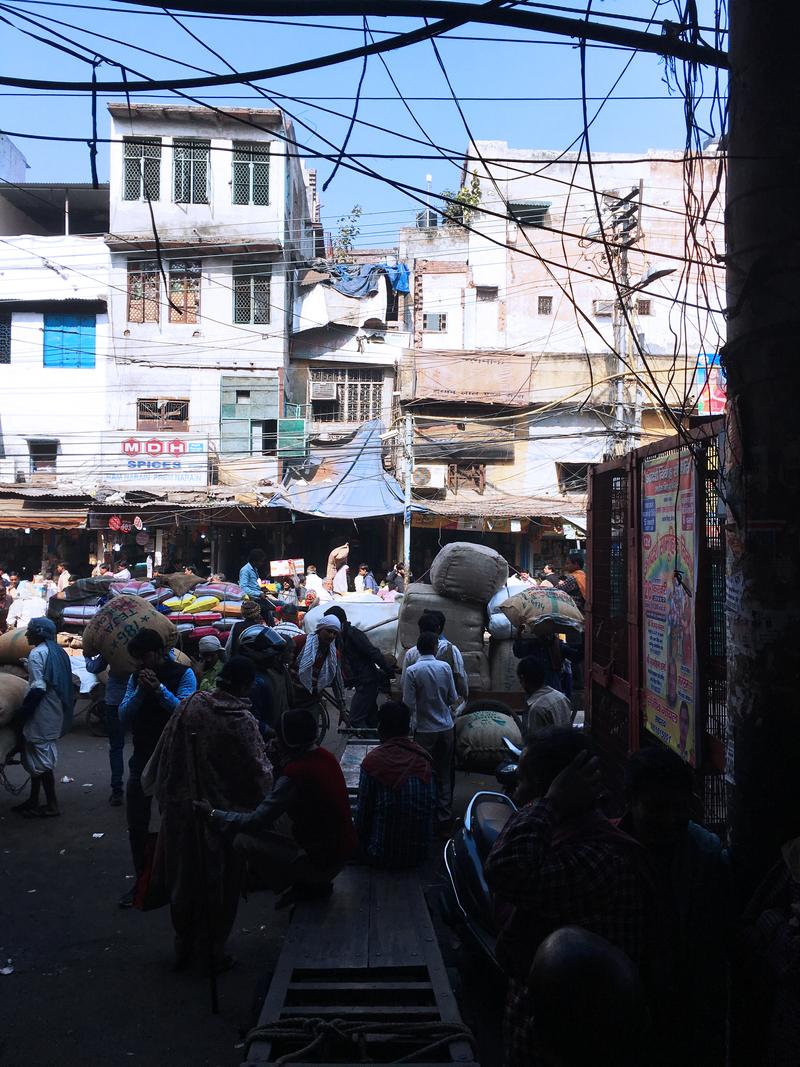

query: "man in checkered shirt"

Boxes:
[485, 727, 654, 1067]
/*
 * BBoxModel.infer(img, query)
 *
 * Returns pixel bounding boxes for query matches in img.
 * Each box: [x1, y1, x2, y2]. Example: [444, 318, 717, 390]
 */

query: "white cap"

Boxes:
[198, 635, 221, 653]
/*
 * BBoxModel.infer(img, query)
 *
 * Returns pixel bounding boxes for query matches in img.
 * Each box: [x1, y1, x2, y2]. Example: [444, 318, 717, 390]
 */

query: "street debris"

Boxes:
[91, 833, 104, 839]
[60, 776, 75, 784]
[0, 960, 13, 976]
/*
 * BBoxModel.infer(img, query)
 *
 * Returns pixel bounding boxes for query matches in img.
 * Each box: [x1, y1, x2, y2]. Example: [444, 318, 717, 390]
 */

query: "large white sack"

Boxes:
[397, 584, 485, 655]
[430, 543, 509, 604]
[489, 638, 524, 693]
[488, 578, 532, 616]
[304, 593, 400, 658]
[462, 649, 491, 692]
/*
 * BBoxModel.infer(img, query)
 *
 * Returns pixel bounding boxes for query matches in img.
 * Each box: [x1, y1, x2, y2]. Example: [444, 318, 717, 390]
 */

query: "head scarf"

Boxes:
[297, 629, 339, 694]
[27, 616, 75, 729]
[317, 615, 341, 634]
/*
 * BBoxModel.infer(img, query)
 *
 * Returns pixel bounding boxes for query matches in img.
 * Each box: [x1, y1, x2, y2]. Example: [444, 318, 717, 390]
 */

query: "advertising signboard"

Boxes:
[641, 451, 698, 765]
[101, 434, 208, 486]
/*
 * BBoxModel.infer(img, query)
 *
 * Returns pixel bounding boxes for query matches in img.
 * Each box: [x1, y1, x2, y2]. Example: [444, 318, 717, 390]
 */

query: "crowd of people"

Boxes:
[13, 543, 793, 1065]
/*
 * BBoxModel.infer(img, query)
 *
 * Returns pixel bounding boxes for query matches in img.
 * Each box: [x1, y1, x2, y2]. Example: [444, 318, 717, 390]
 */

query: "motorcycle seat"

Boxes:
[472, 800, 514, 865]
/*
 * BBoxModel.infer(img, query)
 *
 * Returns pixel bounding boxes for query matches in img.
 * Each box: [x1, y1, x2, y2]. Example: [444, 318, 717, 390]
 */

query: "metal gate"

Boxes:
[586, 419, 727, 834]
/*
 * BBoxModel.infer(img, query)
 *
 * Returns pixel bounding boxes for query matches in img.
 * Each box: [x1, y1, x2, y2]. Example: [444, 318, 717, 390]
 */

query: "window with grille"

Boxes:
[636, 299, 652, 316]
[538, 295, 553, 316]
[476, 285, 498, 302]
[557, 462, 589, 493]
[123, 138, 161, 201]
[43, 312, 95, 368]
[232, 142, 270, 205]
[309, 368, 383, 423]
[128, 260, 160, 323]
[168, 260, 201, 323]
[0, 312, 10, 364]
[173, 139, 210, 204]
[233, 262, 271, 324]
[422, 312, 447, 332]
[137, 397, 189, 432]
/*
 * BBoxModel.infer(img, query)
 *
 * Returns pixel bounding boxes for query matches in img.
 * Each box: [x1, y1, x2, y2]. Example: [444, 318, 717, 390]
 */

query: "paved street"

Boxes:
[0, 716, 503, 1067]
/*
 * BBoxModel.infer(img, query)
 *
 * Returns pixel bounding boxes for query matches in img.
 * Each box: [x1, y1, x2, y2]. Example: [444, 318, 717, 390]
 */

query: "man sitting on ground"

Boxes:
[356, 701, 435, 868]
[517, 656, 573, 738]
[197, 706, 356, 904]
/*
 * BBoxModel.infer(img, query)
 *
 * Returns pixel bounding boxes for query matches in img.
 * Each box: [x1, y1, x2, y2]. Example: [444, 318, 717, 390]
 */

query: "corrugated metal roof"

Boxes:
[415, 489, 587, 524]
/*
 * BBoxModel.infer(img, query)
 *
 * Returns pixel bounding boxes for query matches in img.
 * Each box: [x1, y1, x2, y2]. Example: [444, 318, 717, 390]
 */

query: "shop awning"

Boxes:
[268, 420, 406, 519]
[0, 496, 88, 529]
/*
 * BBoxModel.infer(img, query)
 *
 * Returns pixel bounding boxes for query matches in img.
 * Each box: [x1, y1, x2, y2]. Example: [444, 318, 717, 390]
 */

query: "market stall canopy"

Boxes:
[268, 420, 407, 519]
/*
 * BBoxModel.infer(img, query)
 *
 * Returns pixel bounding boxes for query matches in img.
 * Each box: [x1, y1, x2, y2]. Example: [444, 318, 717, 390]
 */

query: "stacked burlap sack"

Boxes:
[396, 542, 510, 693]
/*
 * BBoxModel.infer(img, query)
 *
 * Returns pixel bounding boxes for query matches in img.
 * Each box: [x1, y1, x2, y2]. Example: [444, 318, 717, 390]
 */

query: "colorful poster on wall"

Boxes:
[694, 352, 727, 415]
[641, 452, 698, 765]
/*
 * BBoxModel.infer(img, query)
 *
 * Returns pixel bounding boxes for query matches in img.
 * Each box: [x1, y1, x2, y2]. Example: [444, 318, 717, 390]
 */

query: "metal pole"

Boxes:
[403, 413, 413, 581]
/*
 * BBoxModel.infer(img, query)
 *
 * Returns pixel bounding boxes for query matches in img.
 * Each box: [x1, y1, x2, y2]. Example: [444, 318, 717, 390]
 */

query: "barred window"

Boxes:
[168, 260, 201, 323]
[173, 139, 209, 204]
[123, 138, 161, 201]
[233, 262, 271, 324]
[127, 260, 160, 323]
[636, 299, 652, 316]
[0, 312, 10, 364]
[137, 397, 189, 432]
[422, 312, 447, 332]
[232, 142, 270, 206]
[537, 295, 553, 316]
[309, 368, 383, 423]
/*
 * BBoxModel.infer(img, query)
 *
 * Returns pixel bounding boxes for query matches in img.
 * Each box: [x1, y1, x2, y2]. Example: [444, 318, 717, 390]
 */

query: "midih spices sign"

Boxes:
[101, 433, 209, 486]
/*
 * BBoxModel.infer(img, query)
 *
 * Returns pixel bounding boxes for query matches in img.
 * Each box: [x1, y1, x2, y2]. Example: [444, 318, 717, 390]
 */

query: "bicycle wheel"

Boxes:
[316, 702, 330, 745]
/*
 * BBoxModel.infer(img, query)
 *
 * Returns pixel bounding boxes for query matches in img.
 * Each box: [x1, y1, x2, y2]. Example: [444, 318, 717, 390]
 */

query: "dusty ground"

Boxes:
[0, 718, 503, 1067]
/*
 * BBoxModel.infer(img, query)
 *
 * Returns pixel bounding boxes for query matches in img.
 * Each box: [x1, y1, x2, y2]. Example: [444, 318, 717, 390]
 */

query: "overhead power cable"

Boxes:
[92, 1, 729, 67]
[0, 1, 728, 92]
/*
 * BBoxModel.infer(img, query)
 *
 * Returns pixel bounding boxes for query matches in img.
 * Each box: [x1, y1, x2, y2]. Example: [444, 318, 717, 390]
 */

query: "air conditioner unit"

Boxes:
[310, 382, 337, 401]
[412, 464, 448, 489]
[593, 299, 614, 317]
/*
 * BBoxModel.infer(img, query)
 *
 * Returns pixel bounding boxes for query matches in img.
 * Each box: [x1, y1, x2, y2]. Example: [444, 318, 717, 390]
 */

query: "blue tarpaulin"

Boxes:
[328, 261, 410, 298]
[268, 420, 407, 519]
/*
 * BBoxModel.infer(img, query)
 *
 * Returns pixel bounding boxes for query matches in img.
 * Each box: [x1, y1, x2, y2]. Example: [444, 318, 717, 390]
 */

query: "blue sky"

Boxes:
[1, 1, 727, 242]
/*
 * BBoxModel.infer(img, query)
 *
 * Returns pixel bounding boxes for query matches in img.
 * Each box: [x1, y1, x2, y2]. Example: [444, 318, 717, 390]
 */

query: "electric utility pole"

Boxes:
[403, 412, 413, 581]
[726, 0, 800, 892]
[609, 186, 642, 454]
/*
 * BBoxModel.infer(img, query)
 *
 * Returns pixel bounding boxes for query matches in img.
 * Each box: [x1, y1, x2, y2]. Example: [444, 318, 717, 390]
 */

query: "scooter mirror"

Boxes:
[503, 736, 523, 758]
[496, 762, 519, 789]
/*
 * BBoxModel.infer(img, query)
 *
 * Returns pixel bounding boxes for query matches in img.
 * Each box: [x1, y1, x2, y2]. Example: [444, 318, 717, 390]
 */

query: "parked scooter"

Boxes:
[442, 788, 517, 973]
[495, 736, 521, 796]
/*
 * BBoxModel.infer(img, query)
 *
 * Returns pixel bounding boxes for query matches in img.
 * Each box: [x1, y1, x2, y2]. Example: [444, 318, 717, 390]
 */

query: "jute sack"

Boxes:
[489, 639, 523, 693]
[499, 586, 584, 637]
[83, 595, 177, 675]
[0, 726, 16, 763]
[430, 542, 509, 604]
[0, 674, 28, 727]
[455, 707, 522, 771]
[0, 629, 34, 665]
[397, 584, 485, 655]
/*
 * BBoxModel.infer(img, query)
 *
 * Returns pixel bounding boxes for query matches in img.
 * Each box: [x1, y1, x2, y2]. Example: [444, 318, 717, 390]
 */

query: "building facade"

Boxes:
[397, 142, 726, 572]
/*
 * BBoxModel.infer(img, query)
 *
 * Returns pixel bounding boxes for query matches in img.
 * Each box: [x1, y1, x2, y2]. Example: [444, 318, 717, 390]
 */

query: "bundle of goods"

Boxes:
[48, 575, 113, 627]
[498, 586, 584, 638]
[430, 542, 509, 604]
[0, 629, 34, 665]
[304, 594, 401, 658]
[55, 574, 248, 647]
[396, 569, 493, 693]
[454, 702, 523, 771]
[82, 594, 179, 674]
[484, 578, 533, 694]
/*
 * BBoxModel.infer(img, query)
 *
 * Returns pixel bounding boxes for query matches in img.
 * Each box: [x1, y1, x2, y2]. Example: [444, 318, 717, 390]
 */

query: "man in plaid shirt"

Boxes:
[355, 701, 435, 868]
[485, 727, 654, 1067]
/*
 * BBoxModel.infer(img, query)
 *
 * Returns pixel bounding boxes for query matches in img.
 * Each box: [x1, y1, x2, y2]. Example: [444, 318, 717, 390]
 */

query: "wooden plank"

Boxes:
[289, 865, 371, 971]
[280, 1005, 441, 1018]
[369, 869, 426, 969]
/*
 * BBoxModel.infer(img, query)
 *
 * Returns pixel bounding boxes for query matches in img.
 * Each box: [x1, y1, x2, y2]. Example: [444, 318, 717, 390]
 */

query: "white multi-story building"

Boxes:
[105, 103, 318, 491]
[397, 142, 726, 571]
